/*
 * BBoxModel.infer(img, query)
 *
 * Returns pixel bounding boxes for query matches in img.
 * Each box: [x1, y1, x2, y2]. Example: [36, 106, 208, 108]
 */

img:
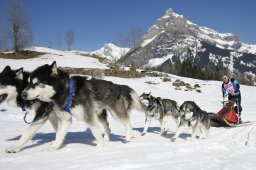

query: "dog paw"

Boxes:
[126, 137, 132, 142]
[161, 131, 168, 136]
[125, 133, 133, 141]
[43, 143, 60, 152]
[170, 138, 177, 142]
[5, 146, 21, 153]
[104, 136, 110, 142]
[96, 142, 104, 148]
[43, 146, 59, 152]
[141, 132, 146, 136]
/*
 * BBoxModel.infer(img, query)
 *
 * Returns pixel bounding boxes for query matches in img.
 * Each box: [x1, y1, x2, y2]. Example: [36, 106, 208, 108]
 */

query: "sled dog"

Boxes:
[0, 66, 58, 153]
[22, 61, 148, 150]
[171, 101, 210, 141]
[140, 92, 180, 135]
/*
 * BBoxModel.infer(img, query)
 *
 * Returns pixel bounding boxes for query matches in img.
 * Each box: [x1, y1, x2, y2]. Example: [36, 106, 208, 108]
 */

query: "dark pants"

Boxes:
[229, 93, 242, 117]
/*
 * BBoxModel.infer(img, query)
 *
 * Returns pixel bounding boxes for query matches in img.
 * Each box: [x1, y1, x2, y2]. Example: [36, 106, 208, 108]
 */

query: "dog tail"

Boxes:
[130, 91, 147, 112]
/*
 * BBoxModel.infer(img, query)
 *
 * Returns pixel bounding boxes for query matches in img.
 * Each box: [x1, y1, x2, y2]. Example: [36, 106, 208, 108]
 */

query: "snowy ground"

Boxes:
[0, 47, 108, 71]
[0, 48, 256, 170]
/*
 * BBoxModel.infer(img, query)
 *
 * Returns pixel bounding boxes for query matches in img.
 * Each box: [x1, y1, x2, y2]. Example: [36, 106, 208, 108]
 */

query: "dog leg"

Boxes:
[48, 112, 58, 132]
[124, 119, 133, 141]
[159, 118, 164, 133]
[6, 117, 48, 153]
[199, 127, 203, 139]
[202, 127, 210, 139]
[171, 125, 185, 142]
[46, 112, 72, 151]
[97, 110, 111, 142]
[142, 115, 152, 136]
[205, 129, 209, 139]
[191, 125, 199, 141]
[88, 116, 104, 148]
[161, 116, 169, 135]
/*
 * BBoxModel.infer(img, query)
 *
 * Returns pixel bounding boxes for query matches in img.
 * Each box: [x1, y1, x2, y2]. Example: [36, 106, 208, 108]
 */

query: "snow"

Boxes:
[141, 35, 157, 47]
[143, 54, 173, 68]
[238, 43, 256, 54]
[92, 43, 130, 61]
[162, 15, 170, 19]
[0, 48, 256, 170]
[0, 47, 108, 71]
[186, 20, 196, 26]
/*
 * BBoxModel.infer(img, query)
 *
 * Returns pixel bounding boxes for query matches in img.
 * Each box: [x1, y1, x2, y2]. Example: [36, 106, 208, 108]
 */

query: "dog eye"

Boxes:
[35, 82, 40, 86]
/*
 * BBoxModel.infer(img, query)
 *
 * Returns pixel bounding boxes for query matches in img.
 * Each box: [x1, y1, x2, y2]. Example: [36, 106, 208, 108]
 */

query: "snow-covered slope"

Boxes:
[120, 8, 256, 75]
[0, 47, 108, 71]
[0, 54, 256, 169]
[93, 43, 130, 61]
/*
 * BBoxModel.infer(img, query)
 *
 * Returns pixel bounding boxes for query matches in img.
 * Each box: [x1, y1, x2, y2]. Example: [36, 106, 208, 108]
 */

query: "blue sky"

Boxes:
[0, 0, 255, 51]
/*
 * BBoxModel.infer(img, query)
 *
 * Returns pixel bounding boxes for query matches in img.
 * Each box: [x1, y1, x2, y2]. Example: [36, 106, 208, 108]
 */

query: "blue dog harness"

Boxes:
[22, 78, 73, 124]
[22, 102, 54, 124]
[63, 78, 73, 113]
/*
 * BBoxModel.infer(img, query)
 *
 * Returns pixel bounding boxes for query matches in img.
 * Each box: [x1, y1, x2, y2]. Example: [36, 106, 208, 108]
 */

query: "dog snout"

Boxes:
[21, 91, 28, 99]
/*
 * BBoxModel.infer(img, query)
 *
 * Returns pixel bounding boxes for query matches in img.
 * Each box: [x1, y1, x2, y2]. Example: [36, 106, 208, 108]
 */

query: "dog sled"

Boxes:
[208, 100, 240, 127]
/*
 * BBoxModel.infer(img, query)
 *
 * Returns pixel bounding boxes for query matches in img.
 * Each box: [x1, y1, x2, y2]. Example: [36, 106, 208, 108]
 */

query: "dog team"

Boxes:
[0, 61, 211, 153]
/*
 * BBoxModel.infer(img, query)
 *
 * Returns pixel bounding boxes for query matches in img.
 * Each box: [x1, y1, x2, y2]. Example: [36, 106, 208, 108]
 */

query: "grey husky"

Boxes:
[171, 101, 211, 141]
[21, 61, 148, 150]
[140, 92, 180, 135]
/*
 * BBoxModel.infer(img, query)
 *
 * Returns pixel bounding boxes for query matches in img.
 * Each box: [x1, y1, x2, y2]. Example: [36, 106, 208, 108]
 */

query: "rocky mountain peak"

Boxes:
[120, 9, 256, 77]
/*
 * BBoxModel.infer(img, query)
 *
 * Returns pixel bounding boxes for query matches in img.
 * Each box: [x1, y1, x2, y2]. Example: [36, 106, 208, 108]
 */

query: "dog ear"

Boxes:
[15, 68, 24, 80]
[148, 92, 151, 97]
[50, 61, 58, 76]
[179, 105, 183, 111]
[2, 65, 11, 73]
[192, 101, 199, 112]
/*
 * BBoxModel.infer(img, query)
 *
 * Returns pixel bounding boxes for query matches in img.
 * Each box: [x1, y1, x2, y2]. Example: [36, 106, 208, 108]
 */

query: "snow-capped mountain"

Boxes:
[93, 43, 130, 61]
[120, 9, 256, 75]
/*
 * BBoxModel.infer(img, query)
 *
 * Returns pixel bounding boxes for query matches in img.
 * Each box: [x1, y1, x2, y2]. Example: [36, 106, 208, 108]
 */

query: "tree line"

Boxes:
[156, 59, 255, 85]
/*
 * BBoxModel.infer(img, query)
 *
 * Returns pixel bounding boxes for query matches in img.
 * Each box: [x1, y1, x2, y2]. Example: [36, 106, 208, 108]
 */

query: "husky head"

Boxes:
[0, 66, 24, 106]
[179, 101, 197, 121]
[140, 92, 153, 106]
[140, 92, 152, 100]
[22, 61, 69, 102]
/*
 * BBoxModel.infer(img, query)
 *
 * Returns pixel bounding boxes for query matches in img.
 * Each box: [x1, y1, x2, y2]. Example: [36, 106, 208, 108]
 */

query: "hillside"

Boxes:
[0, 47, 108, 71]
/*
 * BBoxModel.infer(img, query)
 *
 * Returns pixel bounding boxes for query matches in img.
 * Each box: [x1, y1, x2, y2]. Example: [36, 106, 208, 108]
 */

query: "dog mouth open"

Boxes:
[0, 93, 8, 104]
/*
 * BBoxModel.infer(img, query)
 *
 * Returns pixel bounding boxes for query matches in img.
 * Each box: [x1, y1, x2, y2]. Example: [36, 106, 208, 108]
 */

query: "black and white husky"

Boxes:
[140, 92, 180, 135]
[22, 61, 147, 150]
[0, 66, 58, 153]
[171, 101, 211, 141]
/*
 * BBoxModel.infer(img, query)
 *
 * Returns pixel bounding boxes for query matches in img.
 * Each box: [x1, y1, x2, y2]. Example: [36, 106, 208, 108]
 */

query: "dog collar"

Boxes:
[64, 78, 73, 113]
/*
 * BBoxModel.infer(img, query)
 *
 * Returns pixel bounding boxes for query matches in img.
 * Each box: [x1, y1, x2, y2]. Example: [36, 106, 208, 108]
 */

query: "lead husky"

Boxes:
[171, 101, 211, 141]
[0, 66, 58, 153]
[22, 61, 147, 150]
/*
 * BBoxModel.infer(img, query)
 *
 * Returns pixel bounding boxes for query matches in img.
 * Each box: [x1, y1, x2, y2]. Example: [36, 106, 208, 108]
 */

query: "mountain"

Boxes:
[120, 9, 256, 76]
[93, 43, 130, 61]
